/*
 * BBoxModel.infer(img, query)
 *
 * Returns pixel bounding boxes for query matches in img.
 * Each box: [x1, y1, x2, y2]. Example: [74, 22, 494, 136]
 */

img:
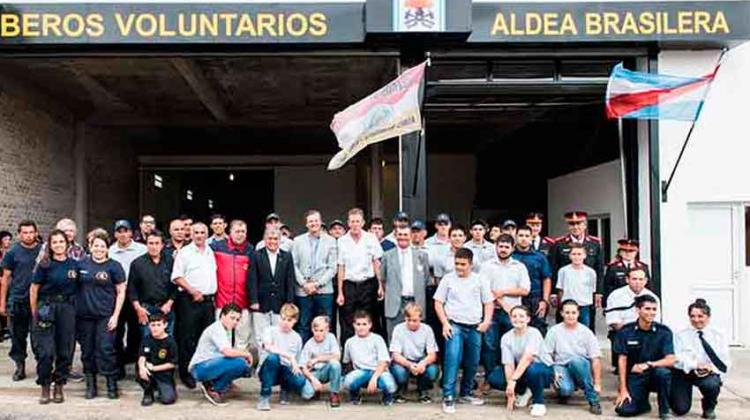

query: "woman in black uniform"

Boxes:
[30, 229, 78, 404]
[76, 231, 127, 399]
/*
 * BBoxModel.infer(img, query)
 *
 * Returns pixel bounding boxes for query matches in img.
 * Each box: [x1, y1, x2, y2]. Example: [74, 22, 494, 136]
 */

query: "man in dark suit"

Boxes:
[248, 227, 295, 350]
[381, 226, 431, 341]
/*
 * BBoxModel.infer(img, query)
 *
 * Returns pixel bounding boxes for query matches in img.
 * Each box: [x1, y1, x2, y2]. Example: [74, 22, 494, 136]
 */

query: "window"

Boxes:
[153, 174, 163, 189]
[587, 215, 612, 262]
[186, 189, 193, 201]
[208, 199, 214, 209]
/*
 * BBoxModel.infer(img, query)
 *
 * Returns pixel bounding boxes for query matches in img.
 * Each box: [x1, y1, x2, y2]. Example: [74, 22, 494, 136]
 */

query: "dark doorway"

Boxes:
[143, 169, 274, 242]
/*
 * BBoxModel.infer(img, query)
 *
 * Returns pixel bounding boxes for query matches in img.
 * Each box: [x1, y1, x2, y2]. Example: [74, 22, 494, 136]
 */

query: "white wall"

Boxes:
[428, 154, 476, 224]
[274, 165, 357, 233]
[547, 160, 626, 258]
[658, 46, 750, 344]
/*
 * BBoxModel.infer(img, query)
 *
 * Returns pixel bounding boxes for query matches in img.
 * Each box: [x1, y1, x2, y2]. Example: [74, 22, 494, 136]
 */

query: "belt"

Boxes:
[43, 295, 74, 303]
[179, 292, 215, 302]
[401, 296, 415, 302]
[450, 321, 479, 329]
[345, 277, 376, 283]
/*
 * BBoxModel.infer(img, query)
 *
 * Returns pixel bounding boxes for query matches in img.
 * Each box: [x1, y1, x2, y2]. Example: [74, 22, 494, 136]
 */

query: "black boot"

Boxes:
[141, 390, 154, 407]
[52, 383, 64, 403]
[12, 361, 26, 381]
[85, 374, 97, 399]
[106, 377, 119, 399]
[39, 384, 51, 404]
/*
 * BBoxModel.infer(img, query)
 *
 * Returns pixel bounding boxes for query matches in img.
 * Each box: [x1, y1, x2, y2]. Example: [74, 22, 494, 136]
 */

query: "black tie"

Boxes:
[698, 330, 727, 373]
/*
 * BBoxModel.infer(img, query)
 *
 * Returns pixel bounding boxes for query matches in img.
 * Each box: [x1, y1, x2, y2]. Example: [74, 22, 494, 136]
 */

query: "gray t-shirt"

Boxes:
[545, 322, 601, 365]
[300, 332, 340, 368]
[259, 325, 303, 369]
[389, 323, 439, 362]
[343, 333, 390, 371]
[189, 321, 232, 371]
[433, 272, 493, 325]
[556, 264, 597, 306]
[500, 327, 552, 366]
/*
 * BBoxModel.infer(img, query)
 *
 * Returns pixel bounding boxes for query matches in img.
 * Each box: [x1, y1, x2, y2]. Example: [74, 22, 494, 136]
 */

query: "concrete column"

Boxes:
[370, 144, 383, 218]
[73, 122, 87, 243]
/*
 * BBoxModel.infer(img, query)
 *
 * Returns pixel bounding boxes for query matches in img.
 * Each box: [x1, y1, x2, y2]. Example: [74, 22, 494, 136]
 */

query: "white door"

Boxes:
[686, 203, 743, 344]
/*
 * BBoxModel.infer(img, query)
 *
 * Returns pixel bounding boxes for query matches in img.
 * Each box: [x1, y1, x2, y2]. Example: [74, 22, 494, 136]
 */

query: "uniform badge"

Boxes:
[144, 347, 150, 353]
[95, 271, 109, 282]
[67, 270, 78, 280]
[158, 349, 167, 360]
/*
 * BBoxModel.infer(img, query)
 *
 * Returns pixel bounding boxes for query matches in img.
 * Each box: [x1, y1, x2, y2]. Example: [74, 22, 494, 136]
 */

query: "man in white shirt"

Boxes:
[671, 299, 730, 419]
[336, 208, 384, 345]
[464, 219, 497, 272]
[172, 222, 218, 389]
[109, 219, 148, 378]
[478, 234, 530, 385]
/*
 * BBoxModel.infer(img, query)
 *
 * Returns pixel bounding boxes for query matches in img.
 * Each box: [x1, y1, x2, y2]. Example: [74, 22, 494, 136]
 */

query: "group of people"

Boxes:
[0, 209, 731, 419]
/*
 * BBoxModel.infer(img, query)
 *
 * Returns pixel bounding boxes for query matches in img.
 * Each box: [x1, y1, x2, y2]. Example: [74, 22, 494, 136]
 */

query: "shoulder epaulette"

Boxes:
[554, 235, 568, 242]
[607, 258, 623, 267]
[542, 236, 556, 244]
[586, 235, 602, 243]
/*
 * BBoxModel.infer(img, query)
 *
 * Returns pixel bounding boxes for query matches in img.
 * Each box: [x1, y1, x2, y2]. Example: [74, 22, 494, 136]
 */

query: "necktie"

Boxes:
[698, 330, 727, 373]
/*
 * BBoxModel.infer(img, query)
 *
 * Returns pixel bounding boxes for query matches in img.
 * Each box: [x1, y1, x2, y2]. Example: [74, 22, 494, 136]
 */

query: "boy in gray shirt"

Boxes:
[389, 303, 439, 403]
[300, 316, 342, 407]
[545, 300, 603, 414]
[342, 311, 397, 405]
[556, 244, 598, 330]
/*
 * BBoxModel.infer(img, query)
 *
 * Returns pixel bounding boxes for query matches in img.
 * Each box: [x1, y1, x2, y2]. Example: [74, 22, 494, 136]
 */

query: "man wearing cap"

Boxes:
[425, 213, 452, 268]
[410, 220, 428, 251]
[500, 220, 517, 239]
[603, 239, 651, 304]
[526, 213, 556, 257]
[109, 220, 148, 377]
[549, 211, 604, 317]
[172, 222, 218, 388]
[464, 219, 496, 273]
[256, 213, 293, 252]
[336, 208, 384, 344]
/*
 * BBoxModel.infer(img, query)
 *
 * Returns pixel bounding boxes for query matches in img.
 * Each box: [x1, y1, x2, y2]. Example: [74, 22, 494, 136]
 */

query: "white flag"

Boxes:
[328, 61, 426, 170]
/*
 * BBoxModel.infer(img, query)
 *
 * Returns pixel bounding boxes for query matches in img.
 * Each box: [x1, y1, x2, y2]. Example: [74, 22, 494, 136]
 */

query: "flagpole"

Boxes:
[397, 58, 404, 212]
[618, 118, 628, 238]
[661, 48, 727, 202]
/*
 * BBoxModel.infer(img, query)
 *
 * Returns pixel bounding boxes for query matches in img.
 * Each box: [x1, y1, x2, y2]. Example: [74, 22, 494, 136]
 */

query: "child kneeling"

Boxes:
[257, 303, 315, 411]
[300, 315, 343, 407]
[343, 310, 397, 405]
[137, 313, 178, 406]
[389, 303, 439, 403]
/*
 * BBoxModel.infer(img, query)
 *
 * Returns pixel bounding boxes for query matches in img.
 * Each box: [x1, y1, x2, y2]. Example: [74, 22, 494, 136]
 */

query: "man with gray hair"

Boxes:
[248, 227, 295, 351]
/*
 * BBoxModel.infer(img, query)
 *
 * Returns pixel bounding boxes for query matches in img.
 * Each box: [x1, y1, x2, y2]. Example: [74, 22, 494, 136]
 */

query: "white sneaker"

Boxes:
[458, 395, 485, 406]
[515, 389, 532, 408]
[530, 404, 547, 417]
[442, 399, 456, 414]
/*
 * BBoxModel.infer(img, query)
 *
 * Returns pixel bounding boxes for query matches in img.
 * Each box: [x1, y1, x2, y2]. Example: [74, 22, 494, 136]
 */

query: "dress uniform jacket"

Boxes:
[602, 257, 651, 303]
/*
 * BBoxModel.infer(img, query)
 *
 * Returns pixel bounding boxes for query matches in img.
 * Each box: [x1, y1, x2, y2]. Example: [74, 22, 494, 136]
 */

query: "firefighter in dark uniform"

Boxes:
[614, 294, 675, 419]
[603, 239, 651, 304]
[549, 211, 604, 325]
[525, 213, 556, 257]
[29, 230, 78, 404]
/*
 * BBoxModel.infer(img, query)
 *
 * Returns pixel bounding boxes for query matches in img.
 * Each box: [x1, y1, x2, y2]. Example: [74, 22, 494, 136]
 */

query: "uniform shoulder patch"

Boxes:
[542, 236, 556, 244]
[607, 259, 623, 267]
[553, 235, 568, 242]
[587, 235, 602, 243]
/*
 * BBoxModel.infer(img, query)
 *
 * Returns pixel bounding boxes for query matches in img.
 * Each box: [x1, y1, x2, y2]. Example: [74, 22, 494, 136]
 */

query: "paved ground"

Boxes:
[0, 340, 748, 420]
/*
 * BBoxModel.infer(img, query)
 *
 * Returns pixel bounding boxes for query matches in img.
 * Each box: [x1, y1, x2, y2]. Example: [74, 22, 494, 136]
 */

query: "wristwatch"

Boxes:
[645, 361, 655, 369]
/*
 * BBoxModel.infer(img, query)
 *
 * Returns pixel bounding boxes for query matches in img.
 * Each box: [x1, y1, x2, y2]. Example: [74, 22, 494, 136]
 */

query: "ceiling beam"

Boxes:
[84, 113, 329, 128]
[170, 57, 229, 123]
[66, 63, 133, 113]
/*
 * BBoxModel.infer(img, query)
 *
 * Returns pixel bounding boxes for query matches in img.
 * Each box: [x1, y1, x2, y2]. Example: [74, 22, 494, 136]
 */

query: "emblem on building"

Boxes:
[394, 0, 445, 32]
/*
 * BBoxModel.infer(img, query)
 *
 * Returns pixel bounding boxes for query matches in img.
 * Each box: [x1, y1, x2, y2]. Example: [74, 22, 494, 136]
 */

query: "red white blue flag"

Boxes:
[605, 63, 718, 121]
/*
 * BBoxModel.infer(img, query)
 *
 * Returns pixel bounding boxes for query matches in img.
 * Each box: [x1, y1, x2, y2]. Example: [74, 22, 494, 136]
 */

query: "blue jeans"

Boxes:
[140, 304, 175, 339]
[481, 310, 512, 378]
[191, 357, 252, 393]
[487, 362, 553, 404]
[310, 360, 342, 393]
[295, 294, 334, 344]
[554, 356, 600, 404]
[578, 305, 592, 331]
[343, 369, 397, 398]
[259, 354, 314, 399]
[442, 322, 482, 399]
[390, 363, 439, 392]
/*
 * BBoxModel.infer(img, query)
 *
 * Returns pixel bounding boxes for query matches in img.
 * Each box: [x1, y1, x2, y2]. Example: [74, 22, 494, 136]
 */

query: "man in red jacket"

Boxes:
[210, 220, 257, 351]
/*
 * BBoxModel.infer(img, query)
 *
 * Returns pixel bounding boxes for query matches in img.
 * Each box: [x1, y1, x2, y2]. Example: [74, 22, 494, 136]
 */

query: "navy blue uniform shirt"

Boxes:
[76, 257, 126, 319]
[1, 242, 42, 301]
[513, 248, 552, 296]
[614, 321, 674, 373]
[32, 257, 78, 299]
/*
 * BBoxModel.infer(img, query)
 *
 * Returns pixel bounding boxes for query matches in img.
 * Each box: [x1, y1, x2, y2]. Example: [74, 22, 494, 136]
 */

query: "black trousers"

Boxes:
[138, 372, 177, 404]
[339, 278, 379, 346]
[523, 295, 548, 337]
[116, 302, 141, 367]
[31, 300, 76, 385]
[8, 299, 31, 364]
[77, 317, 118, 378]
[615, 367, 672, 417]
[175, 293, 215, 380]
[670, 370, 722, 415]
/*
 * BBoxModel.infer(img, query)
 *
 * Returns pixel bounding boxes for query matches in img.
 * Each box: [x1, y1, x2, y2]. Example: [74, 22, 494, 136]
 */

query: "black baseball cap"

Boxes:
[410, 220, 426, 231]
[265, 212, 281, 222]
[393, 211, 410, 223]
[329, 219, 345, 228]
[114, 220, 132, 231]
[435, 213, 451, 224]
[502, 219, 517, 228]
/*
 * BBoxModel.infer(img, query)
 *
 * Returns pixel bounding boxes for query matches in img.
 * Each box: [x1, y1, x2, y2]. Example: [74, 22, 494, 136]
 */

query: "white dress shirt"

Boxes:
[171, 242, 217, 295]
[337, 231, 383, 282]
[674, 326, 731, 377]
[399, 246, 414, 297]
[267, 249, 278, 277]
[605, 285, 660, 326]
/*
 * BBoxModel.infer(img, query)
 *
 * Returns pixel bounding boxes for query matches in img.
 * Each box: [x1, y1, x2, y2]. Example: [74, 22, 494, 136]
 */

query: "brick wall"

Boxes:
[0, 90, 76, 235]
